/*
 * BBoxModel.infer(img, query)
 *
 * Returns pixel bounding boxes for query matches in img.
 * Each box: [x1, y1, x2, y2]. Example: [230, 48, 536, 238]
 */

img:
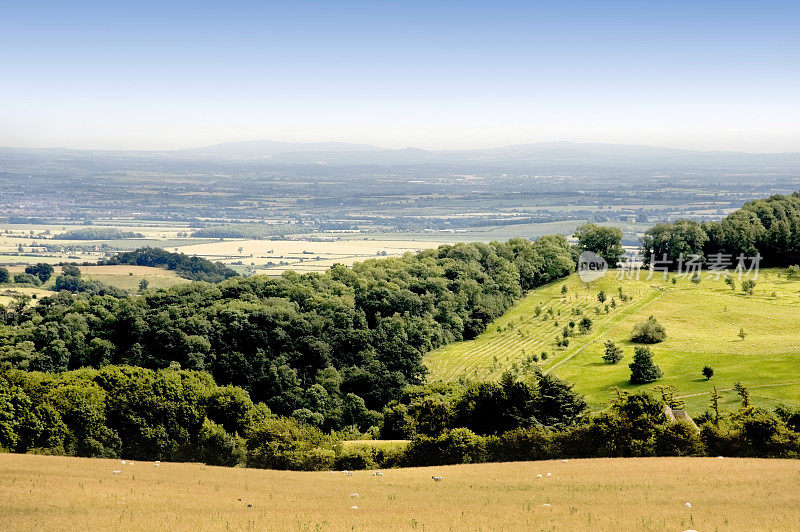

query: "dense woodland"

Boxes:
[641, 192, 800, 266]
[2, 193, 800, 468]
[1, 237, 574, 425]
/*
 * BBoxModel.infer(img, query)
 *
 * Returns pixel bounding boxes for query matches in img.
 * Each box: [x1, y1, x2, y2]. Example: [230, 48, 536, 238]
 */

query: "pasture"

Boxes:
[425, 269, 800, 414]
[174, 238, 445, 275]
[3, 265, 190, 292]
[1, 453, 798, 530]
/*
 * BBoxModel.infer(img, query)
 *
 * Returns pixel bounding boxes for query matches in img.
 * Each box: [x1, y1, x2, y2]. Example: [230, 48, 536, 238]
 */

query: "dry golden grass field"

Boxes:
[2, 454, 799, 531]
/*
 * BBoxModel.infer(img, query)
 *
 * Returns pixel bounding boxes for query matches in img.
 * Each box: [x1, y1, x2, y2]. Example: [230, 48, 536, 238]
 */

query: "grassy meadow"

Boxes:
[4, 264, 190, 292]
[425, 269, 800, 414]
[1, 453, 799, 530]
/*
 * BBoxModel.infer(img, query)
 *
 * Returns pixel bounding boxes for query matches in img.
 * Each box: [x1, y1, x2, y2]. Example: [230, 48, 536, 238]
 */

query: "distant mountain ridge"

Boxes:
[2, 140, 799, 169]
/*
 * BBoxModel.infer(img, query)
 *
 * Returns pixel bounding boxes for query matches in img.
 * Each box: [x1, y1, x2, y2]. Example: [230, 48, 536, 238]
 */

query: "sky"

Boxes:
[1, 0, 799, 152]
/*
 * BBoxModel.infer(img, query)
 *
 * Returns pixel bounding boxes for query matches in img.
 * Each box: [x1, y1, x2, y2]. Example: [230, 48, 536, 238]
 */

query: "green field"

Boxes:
[424, 269, 800, 414]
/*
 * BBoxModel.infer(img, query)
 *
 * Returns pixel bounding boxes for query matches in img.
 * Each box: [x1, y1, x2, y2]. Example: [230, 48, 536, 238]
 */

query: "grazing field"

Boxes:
[175, 239, 445, 274]
[1, 454, 799, 531]
[0, 286, 54, 306]
[4, 265, 190, 292]
[425, 269, 800, 414]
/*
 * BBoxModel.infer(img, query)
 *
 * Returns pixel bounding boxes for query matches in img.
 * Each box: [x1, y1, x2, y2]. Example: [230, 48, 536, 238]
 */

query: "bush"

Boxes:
[654, 422, 704, 456]
[334, 445, 378, 470]
[197, 419, 246, 467]
[245, 417, 335, 470]
[486, 427, 553, 462]
[631, 315, 666, 343]
[13, 273, 41, 286]
[741, 279, 756, 295]
[403, 428, 487, 466]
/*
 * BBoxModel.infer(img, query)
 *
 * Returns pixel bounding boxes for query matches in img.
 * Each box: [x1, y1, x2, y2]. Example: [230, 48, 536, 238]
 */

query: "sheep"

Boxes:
[536, 474, 543, 478]
[560, 459, 568, 463]
[685, 502, 692, 509]
[371, 471, 384, 476]
[546, 473, 552, 477]
[349, 493, 360, 499]
[121, 460, 126, 465]
[128, 462, 135, 466]
[431, 476, 443, 482]
[541, 503, 551, 508]
[112, 470, 122, 474]
[350, 505, 359, 510]
[346, 471, 353, 477]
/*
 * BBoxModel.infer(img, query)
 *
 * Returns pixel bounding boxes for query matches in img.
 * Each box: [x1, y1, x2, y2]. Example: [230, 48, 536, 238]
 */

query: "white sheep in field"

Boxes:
[536, 474, 543, 478]
[685, 502, 692, 509]
[560, 459, 568, 463]
[546, 473, 551, 477]
[350, 506, 359, 510]
[432, 476, 443, 482]
[112, 470, 122, 474]
[371, 471, 383, 476]
[350, 493, 359, 499]
[128, 462, 134, 466]
[541, 503, 551, 508]
[121, 460, 126, 465]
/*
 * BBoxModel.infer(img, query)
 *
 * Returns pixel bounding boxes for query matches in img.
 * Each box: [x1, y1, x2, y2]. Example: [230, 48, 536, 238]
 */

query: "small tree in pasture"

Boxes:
[602, 341, 623, 364]
[629, 346, 662, 384]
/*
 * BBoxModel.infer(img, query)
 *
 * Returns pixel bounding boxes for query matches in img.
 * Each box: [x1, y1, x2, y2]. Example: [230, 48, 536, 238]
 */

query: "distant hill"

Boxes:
[2, 140, 800, 169]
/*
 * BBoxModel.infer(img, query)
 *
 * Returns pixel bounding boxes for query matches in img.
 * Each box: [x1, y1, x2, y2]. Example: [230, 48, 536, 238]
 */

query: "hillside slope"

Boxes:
[424, 269, 800, 413]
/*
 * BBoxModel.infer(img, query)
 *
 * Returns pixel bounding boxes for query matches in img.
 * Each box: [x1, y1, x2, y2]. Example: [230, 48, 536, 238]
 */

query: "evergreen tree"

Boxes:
[602, 340, 623, 364]
[629, 346, 662, 384]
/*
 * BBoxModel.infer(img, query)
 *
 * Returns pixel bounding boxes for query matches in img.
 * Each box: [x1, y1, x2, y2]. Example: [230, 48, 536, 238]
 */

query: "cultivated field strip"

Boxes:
[425, 275, 657, 381]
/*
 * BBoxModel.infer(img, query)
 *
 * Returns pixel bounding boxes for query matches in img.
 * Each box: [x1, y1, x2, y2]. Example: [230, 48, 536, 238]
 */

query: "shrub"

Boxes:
[654, 422, 704, 456]
[197, 419, 246, 467]
[631, 315, 666, 343]
[13, 273, 41, 286]
[245, 417, 335, 471]
[334, 445, 378, 470]
[702, 366, 714, 380]
[741, 279, 756, 295]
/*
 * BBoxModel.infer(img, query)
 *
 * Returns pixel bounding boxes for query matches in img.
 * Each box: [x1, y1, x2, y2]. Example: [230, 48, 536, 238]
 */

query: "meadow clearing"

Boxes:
[424, 269, 800, 414]
[3, 265, 190, 292]
[1, 453, 798, 531]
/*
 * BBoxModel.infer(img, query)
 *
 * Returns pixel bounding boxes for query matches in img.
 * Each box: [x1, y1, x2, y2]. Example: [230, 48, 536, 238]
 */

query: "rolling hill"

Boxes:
[424, 269, 800, 414]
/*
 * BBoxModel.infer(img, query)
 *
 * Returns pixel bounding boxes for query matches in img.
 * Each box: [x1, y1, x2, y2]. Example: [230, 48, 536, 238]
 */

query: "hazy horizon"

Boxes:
[2, 1, 799, 153]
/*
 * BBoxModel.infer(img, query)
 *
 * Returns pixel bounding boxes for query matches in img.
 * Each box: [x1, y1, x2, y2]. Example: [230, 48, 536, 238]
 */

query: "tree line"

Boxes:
[3, 364, 798, 470]
[638, 192, 800, 267]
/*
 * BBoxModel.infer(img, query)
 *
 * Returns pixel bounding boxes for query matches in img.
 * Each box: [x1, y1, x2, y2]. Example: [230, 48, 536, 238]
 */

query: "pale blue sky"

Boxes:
[1, 1, 799, 151]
